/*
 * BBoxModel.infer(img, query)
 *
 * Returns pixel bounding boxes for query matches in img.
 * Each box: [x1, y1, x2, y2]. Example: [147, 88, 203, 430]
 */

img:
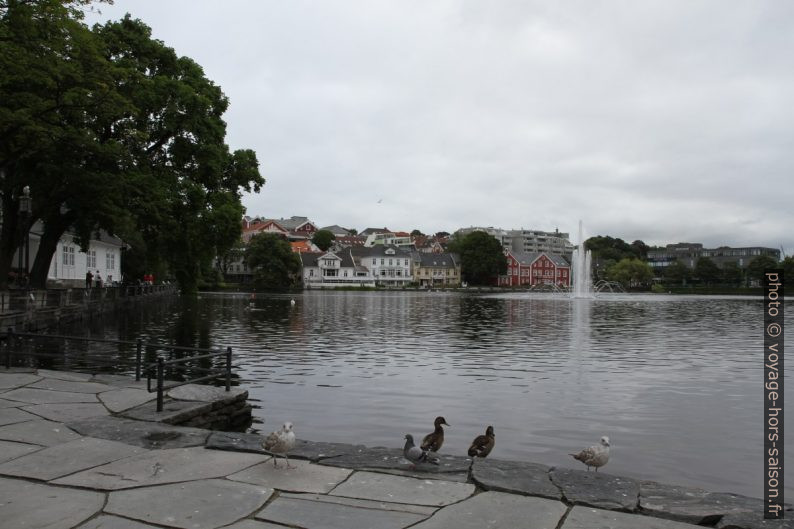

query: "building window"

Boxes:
[372, 259, 376, 265]
[106, 252, 115, 270]
[62, 246, 75, 266]
[381, 259, 384, 265]
[87, 250, 96, 269]
[309, 269, 314, 276]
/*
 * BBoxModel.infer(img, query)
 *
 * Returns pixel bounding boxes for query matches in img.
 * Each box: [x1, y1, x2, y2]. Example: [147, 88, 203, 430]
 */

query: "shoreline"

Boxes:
[0, 367, 787, 529]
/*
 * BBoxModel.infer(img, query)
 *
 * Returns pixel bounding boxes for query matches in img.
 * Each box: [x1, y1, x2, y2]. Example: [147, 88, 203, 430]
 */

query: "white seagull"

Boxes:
[570, 436, 610, 472]
[263, 422, 296, 469]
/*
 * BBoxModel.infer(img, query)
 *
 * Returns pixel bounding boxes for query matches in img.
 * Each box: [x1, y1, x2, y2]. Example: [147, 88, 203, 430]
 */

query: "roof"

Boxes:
[359, 227, 391, 236]
[411, 252, 459, 268]
[321, 225, 351, 236]
[299, 250, 357, 268]
[349, 244, 412, 259]
[508, 251, 570, 267]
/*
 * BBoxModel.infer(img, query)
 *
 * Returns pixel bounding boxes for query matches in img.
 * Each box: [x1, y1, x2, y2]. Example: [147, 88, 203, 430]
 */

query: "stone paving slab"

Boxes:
[412, 490, 568, 529]
[550, 467, 640, 511]
[121, 398, 212, 424]
[105, 478, 273, 529]
[167, 383, 247, 402]
[0, 436, 146, 480]
[330, 470, 476, 506]
[0, 397, 23, 408]
[0, 476, 105, 529]
[0, 406, 38, 426]
[562, 505, 701, 528]
[640, 481, 770, 525]
[717, 512, 794, 529]
[318, 444, 472, 478]
[0, 372, 42, 388]
[98, 388, 157, 413]
[37, 369, 94, 381]
[53, 446, 269, 490]
[23, 402, 110, 422]
[221, 520, 290, 529]
[228, 458, 353, 493]
[78, 515, 164, 528]
[277, 492, 438, 516]
[91, 374, 149, 389]
[30, 378, 116, 394]
[256, 494, 430, 529]
[0, 418, 81, 446]
[207, 430, 353, 460]
[0, 439, 42, 463]
[68, 416, 210, 449]
[471, 458, 562, 500]
[2, 386, 99, 404]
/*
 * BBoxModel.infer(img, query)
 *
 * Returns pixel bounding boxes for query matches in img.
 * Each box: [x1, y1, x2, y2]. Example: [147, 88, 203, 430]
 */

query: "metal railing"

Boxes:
[2, 330, 233, 412]
[0, 285, 177, 315]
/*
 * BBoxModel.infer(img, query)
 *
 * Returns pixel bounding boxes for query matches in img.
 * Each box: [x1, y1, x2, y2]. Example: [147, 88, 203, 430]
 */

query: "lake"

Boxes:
[73, 290, 790, 499]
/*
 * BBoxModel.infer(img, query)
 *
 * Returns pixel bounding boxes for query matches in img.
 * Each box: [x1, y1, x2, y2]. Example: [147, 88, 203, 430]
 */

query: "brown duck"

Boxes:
[468, 425, 495, 458]
[421, 416, 449, 452]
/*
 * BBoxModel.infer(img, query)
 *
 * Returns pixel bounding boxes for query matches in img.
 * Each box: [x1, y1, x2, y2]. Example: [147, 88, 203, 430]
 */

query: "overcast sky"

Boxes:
[86, 1, 793, 252]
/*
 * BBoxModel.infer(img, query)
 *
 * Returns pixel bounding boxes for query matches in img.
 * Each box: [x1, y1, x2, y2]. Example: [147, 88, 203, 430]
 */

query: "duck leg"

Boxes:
[285, 453, 296, 469]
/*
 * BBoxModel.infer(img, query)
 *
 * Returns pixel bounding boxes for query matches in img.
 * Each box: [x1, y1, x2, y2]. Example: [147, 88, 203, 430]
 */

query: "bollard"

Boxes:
[135, 339, 142, 381]
[156, 357, 164, 412]
[5, 327, 12, 369]
[226, 346, 232, 391]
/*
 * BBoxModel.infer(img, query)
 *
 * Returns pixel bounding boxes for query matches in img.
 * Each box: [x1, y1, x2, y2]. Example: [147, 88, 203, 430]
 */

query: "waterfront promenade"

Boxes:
[0, 368, 787, 529]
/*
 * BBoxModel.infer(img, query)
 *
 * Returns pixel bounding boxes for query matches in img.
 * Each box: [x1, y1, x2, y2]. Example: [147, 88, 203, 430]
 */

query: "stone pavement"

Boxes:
[0, 368, 790, 529]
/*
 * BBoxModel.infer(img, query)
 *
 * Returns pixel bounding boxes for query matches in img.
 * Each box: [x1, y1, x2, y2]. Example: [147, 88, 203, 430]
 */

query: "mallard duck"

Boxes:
[421, 416, 449, 452]
[263, 422, 296, 469]
[404, 434, 439, 468]
[570, 436, 610, 471]
[468, 425, 495, 458]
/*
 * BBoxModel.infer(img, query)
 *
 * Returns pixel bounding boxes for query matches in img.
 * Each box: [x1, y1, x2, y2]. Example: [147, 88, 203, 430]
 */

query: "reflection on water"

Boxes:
[62, 291, 790, 498]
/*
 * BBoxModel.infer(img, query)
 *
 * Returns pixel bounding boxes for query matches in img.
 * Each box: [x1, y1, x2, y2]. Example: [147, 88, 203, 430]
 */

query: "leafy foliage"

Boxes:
[662, 260, 690, 285]
[245, 233, 301, 290]
[456, 231, 507, 285]
[693, 257, 720, 285]
[606, 258, 653, 288]
[311, 229, 335, 252]
[0, 3, 264, 290]
[747, 255, 779, 284]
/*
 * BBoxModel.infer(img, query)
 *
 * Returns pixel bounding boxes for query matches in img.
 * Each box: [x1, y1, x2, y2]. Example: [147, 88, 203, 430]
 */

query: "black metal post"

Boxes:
[156, 356, 164, 412]
[6, 327, 12, 369]
[135, 339, 142, 381]
[225, 346, 232, 391]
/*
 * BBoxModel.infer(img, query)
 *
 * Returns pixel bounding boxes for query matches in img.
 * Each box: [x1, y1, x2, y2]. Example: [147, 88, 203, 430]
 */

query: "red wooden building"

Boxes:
[499, 251, 571, 287]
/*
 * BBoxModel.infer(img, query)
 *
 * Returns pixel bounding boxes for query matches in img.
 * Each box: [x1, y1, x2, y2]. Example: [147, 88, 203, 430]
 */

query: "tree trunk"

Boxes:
[0, 191, 22, 288]
[29, 213, 74, 289]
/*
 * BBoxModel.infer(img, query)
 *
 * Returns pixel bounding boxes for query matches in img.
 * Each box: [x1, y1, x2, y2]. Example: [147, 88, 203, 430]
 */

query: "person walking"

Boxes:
[85, 270, 93, 289]
[95, 271, 102, 288]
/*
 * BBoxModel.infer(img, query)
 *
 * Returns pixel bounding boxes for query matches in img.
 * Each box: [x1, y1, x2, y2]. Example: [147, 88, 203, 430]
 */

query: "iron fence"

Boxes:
[2, 330, 234, 412]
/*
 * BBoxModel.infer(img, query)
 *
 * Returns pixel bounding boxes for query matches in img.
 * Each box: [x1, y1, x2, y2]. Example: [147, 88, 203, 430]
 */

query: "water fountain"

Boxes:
[571, 220, 594, 298]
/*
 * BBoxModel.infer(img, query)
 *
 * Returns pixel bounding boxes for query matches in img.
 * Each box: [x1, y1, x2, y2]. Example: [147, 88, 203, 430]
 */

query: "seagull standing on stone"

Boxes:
[468, 425, 495, 458]
[421, 416, 449, 452]
[263, 422, 296, 469]
[404, 434, 439, 468]
[570, 436, 610, 472]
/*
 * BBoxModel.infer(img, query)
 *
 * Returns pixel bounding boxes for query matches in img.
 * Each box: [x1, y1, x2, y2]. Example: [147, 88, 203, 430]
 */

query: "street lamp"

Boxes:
[19, 186, 32, 280]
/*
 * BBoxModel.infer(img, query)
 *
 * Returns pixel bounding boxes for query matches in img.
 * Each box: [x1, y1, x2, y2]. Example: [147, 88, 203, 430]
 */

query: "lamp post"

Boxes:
[19, 186, 32, 281]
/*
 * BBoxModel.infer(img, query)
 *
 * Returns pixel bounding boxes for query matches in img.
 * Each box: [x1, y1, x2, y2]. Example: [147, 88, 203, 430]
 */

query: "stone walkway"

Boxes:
[0, 368, 789, 529]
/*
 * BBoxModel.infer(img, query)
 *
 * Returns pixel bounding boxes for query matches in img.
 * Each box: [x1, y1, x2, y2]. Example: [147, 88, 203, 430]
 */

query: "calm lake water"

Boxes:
[71, 290, 790, 498]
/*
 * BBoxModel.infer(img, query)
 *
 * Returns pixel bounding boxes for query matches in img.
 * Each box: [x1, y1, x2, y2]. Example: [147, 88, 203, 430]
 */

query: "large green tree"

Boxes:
[693, 257, 720, 285]
[662, 260, 690, 285]
[456, 231, 507, 285]
[245, 233, 301, 290]
[721, 262, 743, 286]
[606, 258, 653, 289]
[783, 256, 793, 290]
[311, 229, 335, 252]
[1, 3, 264, 290]
[747, 255, 780, 285]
